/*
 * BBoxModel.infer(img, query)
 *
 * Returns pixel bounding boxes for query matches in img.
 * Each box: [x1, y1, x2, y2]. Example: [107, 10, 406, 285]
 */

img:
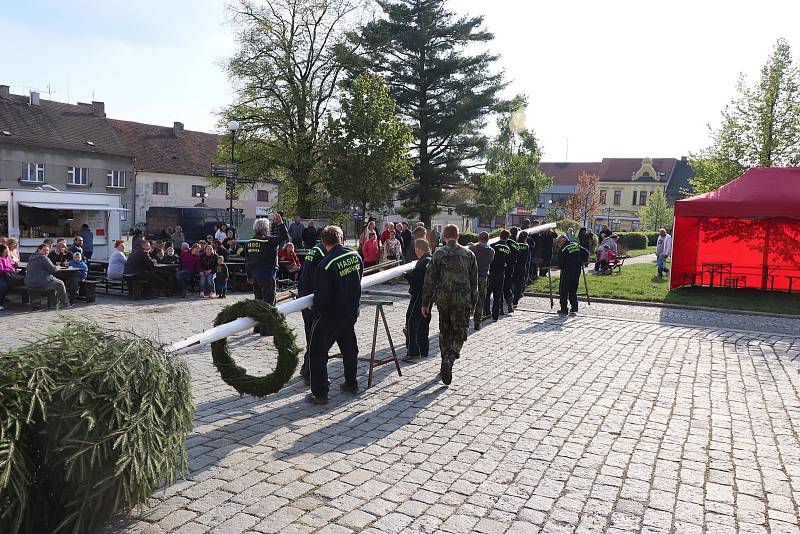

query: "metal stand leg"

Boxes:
[367, 304, 380, 388]
[380, 305, 401, 378]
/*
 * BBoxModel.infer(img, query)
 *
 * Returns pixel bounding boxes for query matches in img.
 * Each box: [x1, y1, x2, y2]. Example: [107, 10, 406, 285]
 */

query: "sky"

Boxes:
[1, 0, 798, 162]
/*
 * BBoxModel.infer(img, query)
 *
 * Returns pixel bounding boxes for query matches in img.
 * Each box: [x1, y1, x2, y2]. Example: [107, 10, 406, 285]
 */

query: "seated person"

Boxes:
[49, 241, 72, 267]
[149, 240, 165, 260]
[226, 239, 244, 256]
[123, 241, 162, 297]
[215, 242, 229, 259]
[0, 244, 16, 311]
[175, 244, 201, 297]
[278, 242, 301, 280]
[24, 243, 72, 308]
[108, 240, 127, 280]
[162, 246, 180, 264]
[68, 252, 89, 281]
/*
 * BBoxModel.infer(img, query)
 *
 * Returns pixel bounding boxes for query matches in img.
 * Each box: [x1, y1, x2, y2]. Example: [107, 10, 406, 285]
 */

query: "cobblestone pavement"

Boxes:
[5, 289, 800, 534]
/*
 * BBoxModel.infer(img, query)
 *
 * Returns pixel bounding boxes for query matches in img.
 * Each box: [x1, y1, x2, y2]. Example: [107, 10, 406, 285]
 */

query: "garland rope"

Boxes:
[211, 299, 300, 397]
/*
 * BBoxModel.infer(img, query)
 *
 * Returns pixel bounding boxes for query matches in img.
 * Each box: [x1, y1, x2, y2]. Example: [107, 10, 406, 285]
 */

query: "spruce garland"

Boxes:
[211, 299, 300, 397]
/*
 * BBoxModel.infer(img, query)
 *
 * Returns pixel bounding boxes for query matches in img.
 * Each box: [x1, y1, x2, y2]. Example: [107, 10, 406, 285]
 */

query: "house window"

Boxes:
[24, 163, 45, 182]
[120, 202, 128, 221]
[192, 185, 206, 198]
[152, 182, 169, 195]
[639, 191, 648, 205]
[600, 190, 607, 204]
[67, 167, 89, 186]
[632, 190, 638, 205]
[107, 170, 127, 188]
[257, 189, 270, 202]
[478, 215, 491, 227]
[613, 190, 621, 205]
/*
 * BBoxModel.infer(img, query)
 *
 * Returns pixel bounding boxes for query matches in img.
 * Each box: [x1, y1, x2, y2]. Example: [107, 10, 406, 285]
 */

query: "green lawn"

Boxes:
[527, 263, 800, 315]
[622, 245, 656, 258]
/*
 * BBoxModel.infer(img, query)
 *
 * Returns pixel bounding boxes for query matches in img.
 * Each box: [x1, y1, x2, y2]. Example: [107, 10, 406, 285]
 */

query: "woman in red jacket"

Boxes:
[278, 242, 301, 281]
[362, 232, 380, 268]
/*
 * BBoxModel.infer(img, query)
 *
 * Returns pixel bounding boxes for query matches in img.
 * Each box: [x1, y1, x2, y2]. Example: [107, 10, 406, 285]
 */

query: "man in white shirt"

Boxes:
[656, 228, 673, 277]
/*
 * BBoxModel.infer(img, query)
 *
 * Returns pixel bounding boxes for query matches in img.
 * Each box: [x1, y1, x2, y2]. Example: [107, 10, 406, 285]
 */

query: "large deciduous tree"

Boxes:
[221, 0, 362, 217]
[690, 38, 800, 194]
[323, 74, 412, 217]
[637, 188, 674, 231]
[342, 0, 507, 227]
[564, 172, 601, 227]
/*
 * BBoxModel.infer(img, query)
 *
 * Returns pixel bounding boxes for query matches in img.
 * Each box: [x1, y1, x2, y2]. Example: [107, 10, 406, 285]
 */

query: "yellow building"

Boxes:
[596, 157, 675, 232]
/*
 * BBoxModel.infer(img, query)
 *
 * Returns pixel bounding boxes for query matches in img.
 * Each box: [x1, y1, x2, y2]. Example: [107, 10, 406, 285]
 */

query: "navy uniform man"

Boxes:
[421, 224, 478, 385]
[307, 226, 364, 404]
[512, 231, 531, 306]
[404, 239, 433, 360]
[556, 235, 583, 316]
[245, 213, 288, 334]
[503, 227, 519, 312]
[488, 230, 512, 321]
[298, 240, 326, 384]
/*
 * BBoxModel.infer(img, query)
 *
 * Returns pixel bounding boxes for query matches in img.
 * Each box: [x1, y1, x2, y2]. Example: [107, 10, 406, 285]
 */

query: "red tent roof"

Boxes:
[674, 167, 800, 218]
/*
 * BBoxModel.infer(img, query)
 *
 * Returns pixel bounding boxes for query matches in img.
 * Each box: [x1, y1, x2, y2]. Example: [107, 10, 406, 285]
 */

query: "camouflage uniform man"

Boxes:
[421, 224, 478, 385]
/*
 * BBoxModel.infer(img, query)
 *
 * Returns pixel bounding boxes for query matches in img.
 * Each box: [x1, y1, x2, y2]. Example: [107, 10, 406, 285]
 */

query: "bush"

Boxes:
[615, 232, 648, 250]
[488, 228, 504, 238]
[0, 320, 194, 534]
[641, 231, 660, 246]
[458, 232, 479, 246]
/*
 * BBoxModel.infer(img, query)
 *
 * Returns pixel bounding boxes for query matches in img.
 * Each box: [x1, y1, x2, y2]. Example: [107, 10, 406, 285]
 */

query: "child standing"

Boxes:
[214, 255, 229, 298]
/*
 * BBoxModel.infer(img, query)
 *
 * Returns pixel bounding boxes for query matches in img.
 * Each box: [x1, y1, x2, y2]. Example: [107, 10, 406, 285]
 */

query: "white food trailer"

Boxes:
[0, 189, 125, 260]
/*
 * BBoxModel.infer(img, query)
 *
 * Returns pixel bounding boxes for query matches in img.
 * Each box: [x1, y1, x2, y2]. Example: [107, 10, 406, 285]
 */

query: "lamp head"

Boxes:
[228, 120, 240, 132]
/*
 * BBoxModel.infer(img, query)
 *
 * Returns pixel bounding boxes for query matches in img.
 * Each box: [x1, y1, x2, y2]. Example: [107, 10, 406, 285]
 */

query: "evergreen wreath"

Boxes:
[211, 299, 300, 397]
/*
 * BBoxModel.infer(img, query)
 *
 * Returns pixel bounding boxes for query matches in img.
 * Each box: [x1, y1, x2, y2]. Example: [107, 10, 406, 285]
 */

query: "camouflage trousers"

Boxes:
[474, 276, 488, 325]
[437, 303, 471, 358]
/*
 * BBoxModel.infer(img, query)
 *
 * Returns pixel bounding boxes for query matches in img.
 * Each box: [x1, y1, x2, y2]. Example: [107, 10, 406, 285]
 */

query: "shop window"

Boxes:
[478, 215, 491, 227]
[632, 190, 638, 205]
[152, 182, 169, 195]
[257, 190, 270, 202]
[639, 191, 648, 205]
[192, 185, 206, 198]
[67, 167, 89, 186]
[24, 162, 45, 182]
[494, 215, 506, 228]
[599, 190, 607, 204]
[107, 170, 127, 188]
[613, 190, 621, 205]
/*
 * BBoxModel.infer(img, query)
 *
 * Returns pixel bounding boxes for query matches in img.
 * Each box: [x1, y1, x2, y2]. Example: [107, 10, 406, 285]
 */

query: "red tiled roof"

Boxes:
[109, 119, 219, 176]
[0, 94, 133, 157]
[596, 158, 677, 182]
[539, 162, 602, 185]
[540, 158, 679, 184]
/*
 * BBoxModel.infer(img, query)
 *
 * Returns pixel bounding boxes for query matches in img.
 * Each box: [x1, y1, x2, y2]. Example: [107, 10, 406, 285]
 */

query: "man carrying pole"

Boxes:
[421, 224, 478, 386]
[307, 226, 364, 405]
[555, 235, 583, 316]
[298, 239, 326, 384]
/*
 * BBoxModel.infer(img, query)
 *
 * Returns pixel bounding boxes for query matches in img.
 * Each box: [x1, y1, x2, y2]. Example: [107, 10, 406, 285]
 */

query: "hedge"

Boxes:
[614, 232, 648, 250]
[458, 232, 479, 246]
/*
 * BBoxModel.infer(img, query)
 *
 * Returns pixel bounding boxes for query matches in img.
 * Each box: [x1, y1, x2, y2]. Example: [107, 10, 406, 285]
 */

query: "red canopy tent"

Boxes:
[671, 167, 800, 291]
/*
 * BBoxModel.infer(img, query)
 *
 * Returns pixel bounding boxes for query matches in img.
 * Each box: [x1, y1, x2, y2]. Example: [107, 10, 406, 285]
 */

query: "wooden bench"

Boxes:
[8, 285, 56, 310]
[123, 274, 149, 300]
[78, 279, 99, 303]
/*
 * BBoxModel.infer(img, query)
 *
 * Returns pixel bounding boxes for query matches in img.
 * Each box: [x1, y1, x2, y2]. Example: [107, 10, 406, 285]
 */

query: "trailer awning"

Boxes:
[18, 202, 128, 211]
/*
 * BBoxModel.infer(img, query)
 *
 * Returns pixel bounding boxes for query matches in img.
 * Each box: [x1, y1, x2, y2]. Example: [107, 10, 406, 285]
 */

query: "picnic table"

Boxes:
[701, 262, 732, 288]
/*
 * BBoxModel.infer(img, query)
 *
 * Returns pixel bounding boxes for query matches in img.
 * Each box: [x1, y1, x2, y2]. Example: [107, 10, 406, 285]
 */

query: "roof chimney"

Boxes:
[29, 91, 40, 106]
[91, 101, 105, 117]
[173, 121, 184, 138]
[0, 85, 9, 99]
[681, 156, 688, 162]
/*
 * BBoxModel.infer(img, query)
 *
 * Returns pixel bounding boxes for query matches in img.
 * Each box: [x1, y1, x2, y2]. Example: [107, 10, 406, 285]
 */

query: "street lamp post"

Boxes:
[227, 120, 240, 229]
